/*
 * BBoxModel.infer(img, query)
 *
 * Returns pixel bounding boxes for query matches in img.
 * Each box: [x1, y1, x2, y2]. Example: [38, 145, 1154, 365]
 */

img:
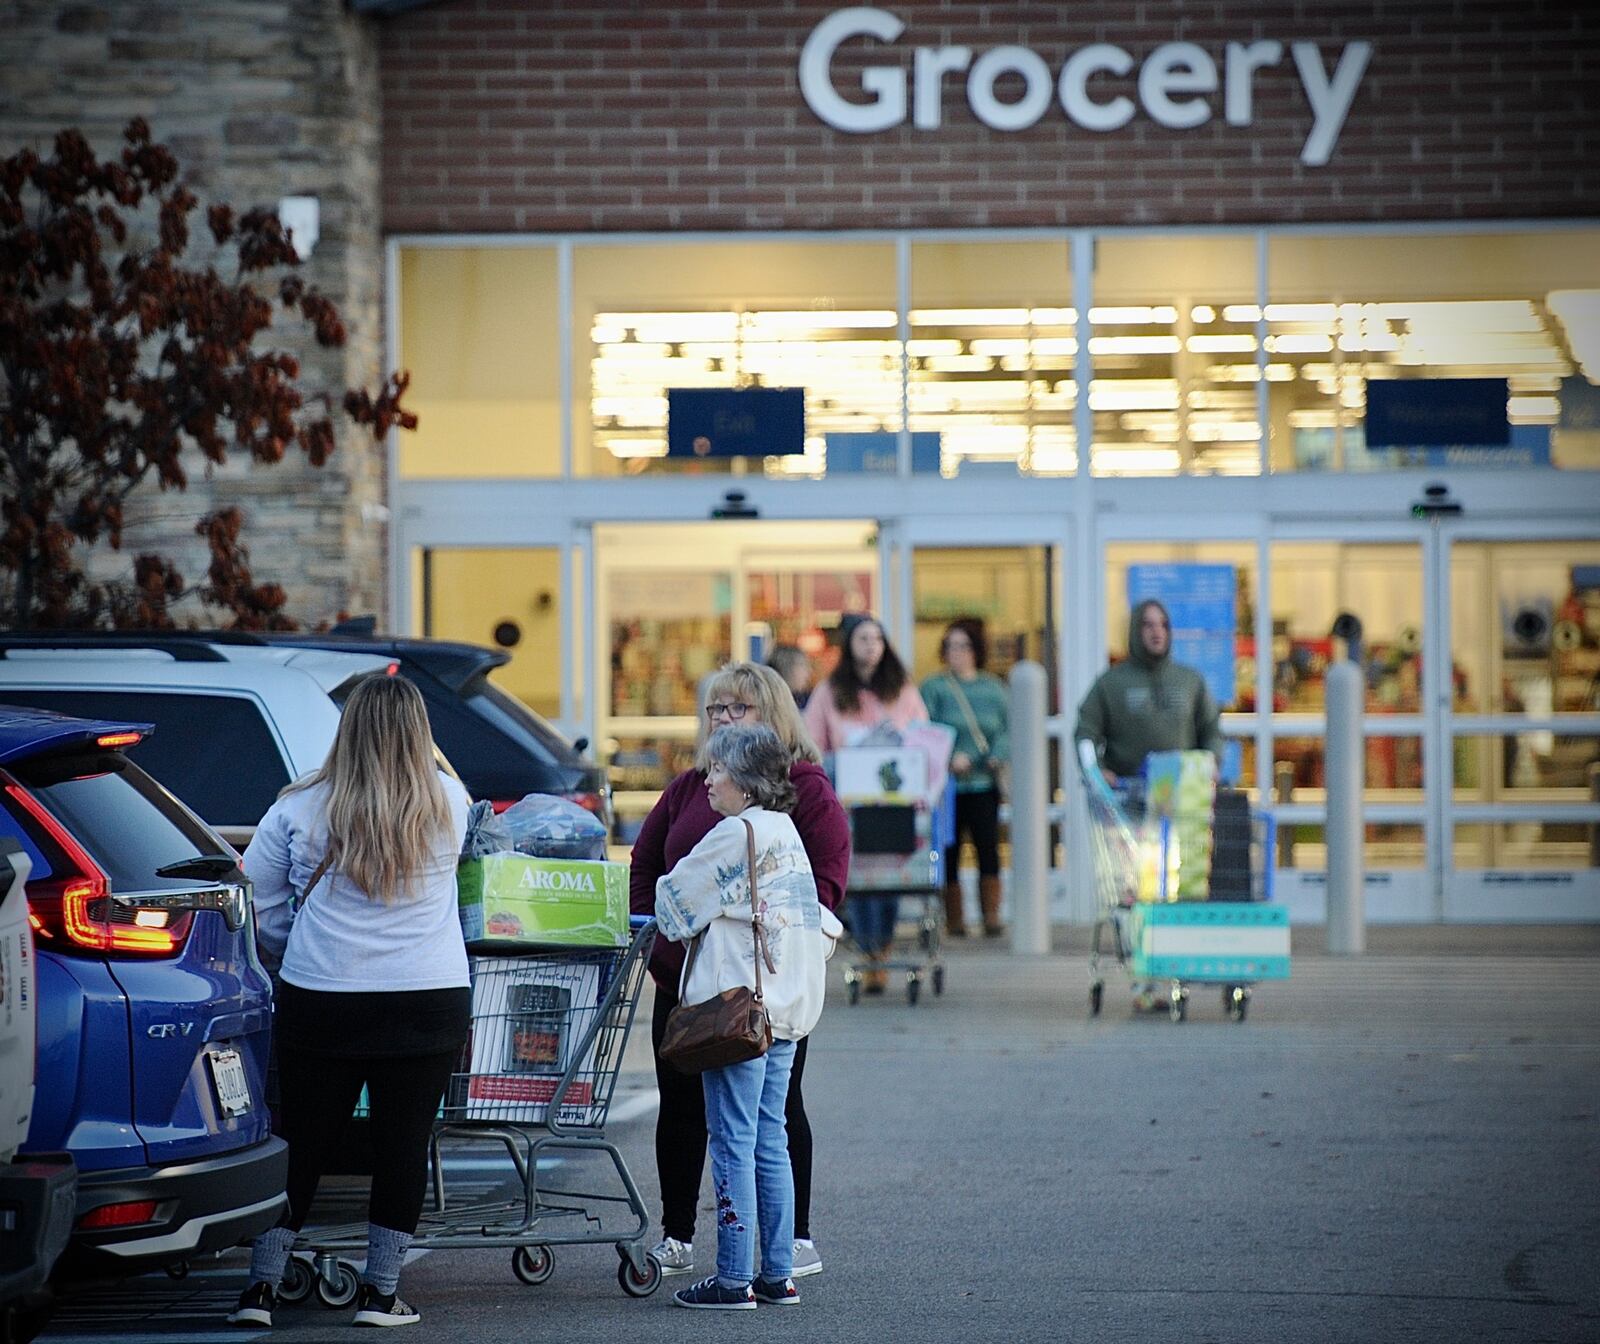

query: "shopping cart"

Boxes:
[838, 781, 956, 1005]
[1078, 741, 1289, 1023]
[278, 916, 662, 1307]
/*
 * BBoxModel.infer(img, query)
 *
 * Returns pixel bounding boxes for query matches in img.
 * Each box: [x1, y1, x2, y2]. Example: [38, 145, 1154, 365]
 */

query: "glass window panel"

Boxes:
[1452, 541, 1600, 715]
[399, 248, 561, 479]
[1270, 543, 1423, 715]
[1090, 235, 1258, 477]
[422, 548, 563, 720]
[1453, 824, 1598, 871]
[909, 242, 1074, 476]
[1272, 736, 1426, 796]
[1103, 542, 1258, 710]
[1275, 823, 1426, 870]
[1266, 230, 1600, 472]
[1452, 735, 1600, 798]
[573, 241, 897, 478]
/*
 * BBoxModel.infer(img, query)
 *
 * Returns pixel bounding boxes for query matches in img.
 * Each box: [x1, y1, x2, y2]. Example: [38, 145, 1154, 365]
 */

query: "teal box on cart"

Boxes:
[1127, 902, 1291, 981]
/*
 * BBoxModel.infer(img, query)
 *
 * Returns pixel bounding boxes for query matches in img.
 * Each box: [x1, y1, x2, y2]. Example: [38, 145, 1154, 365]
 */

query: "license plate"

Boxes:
[208, 1048, 252, 1118]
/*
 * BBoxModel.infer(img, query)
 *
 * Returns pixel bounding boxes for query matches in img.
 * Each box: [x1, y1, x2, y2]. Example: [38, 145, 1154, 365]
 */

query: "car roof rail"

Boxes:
[0, 633, 231, 661]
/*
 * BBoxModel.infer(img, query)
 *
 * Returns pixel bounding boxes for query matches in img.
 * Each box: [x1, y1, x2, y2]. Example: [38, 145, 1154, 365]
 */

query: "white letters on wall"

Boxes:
[798, 6, 1374, 167]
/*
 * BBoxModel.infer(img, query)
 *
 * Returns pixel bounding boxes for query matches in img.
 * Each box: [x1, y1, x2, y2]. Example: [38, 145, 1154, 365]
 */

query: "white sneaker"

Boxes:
[791, 1240, 822, 1278]
[651, 1236, 695, 1276]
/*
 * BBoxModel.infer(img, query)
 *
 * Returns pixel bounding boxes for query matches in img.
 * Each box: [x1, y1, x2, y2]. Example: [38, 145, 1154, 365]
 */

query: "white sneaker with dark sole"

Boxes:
[352, 1286, 420, 1327]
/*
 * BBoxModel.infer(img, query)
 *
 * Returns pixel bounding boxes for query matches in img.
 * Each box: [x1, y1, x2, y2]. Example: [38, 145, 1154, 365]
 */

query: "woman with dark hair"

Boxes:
[803, 614, 927, 992]
[654, 724, 843, 1309]
[922, 619, 1011, 937]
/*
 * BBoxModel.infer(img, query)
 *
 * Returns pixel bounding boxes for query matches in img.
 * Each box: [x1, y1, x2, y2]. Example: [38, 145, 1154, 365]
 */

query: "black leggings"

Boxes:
[652, 985, 814, 1243]
[946, 787, 1002, 878]
[276, 1045, 458, 1234]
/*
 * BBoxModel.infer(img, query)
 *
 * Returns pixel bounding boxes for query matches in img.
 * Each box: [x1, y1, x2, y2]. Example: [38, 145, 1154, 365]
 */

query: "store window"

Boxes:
[909, 242, 1074, 476]
[1266, 230, 1600, 472]
[398, 248, 562, 479]
[1450, 540, 1600, 871]
[1090, 235, 1259, 477]
[418, 547, 564, 720]
[573, 241, 898, 478]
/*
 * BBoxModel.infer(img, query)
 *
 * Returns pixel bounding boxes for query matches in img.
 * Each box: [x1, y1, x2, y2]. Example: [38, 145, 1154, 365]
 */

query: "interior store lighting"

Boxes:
[1088, 305, 1178, 324]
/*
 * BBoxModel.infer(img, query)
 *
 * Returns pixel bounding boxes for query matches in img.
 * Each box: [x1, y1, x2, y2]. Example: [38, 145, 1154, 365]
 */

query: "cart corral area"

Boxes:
[48, 927, 1600, 1344]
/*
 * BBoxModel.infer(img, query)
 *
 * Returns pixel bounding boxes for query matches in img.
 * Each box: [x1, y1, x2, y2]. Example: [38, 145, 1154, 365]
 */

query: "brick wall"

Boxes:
[0, 1, 388, 628]
[380, 0, 1599, 234]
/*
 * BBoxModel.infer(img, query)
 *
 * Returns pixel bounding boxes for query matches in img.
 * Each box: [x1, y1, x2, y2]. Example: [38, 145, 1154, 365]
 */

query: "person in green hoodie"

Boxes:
[1076, 598, 1224, 790]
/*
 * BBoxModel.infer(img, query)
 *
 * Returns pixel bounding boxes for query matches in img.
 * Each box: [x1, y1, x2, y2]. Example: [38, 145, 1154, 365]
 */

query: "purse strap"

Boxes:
[292, 854, 333, 914]
[676, 815, 775, 1001]
[943, 673, 991, 758]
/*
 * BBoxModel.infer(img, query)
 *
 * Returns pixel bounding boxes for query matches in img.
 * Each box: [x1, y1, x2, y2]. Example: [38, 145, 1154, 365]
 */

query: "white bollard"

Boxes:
[1008, 661, 1050, 955]
[1325, 658, 1365, 954]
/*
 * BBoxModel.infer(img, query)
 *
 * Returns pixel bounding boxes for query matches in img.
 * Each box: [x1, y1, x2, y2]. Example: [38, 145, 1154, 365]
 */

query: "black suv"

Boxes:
[0, 626, 610, 828]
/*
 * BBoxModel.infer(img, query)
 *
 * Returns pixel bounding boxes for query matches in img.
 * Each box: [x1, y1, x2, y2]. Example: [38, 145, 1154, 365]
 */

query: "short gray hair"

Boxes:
[705, 723, 797, 813]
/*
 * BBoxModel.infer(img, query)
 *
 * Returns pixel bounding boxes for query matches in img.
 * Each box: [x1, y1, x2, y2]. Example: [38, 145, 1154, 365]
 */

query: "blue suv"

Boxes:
[0, 707, 286, 1275]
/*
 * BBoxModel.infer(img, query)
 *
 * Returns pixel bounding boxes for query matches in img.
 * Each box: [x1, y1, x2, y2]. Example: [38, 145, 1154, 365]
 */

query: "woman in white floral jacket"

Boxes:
[654, 723, 842, 1310]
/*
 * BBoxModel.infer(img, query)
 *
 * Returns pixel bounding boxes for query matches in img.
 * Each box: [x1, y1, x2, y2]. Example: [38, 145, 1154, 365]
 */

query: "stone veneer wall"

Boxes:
[0, 1, 388, 627]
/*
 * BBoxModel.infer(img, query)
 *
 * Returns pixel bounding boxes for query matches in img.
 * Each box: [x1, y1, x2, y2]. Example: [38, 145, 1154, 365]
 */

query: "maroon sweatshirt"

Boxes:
[629, 760, 851, 995]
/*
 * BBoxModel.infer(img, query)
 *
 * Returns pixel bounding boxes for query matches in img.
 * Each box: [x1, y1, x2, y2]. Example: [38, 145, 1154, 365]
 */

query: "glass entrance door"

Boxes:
[594, 520, 879, 842]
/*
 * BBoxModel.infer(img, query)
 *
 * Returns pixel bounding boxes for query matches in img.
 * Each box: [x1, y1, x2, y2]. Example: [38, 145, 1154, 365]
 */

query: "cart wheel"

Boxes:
[932, 965, 945, 996]
[316, 1262, 360, 1309]
[512, 1245, 554, 1286]
[278, 1256, 314, 1304]
[906, 976, 921, 1005]
[847, 979, 861, 1005]
[164, 1260, 189, 1280]
[1226, 985, 1249, 1023]
[1089, 981, 1104, 1016]
[617, 1253, 662, 1298]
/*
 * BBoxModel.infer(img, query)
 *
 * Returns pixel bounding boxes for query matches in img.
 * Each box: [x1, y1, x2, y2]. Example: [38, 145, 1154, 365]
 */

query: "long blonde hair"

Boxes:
[282, 674, 452, 903]
[695, 662, 822, 770]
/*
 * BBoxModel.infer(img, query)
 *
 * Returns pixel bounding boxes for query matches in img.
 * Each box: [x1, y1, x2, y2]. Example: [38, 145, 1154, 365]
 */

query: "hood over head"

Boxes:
[1127, 598, 1171, 670]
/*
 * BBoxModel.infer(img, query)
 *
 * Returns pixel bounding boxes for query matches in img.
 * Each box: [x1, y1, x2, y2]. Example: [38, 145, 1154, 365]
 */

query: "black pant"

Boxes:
[652, 984, 814, 1242]
[276, 1045, 459, 1234]
[946, 787, 1002, 879]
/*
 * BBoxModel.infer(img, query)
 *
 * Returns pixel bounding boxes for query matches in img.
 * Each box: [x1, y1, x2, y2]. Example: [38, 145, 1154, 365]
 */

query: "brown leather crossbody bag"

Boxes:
[659, 817, 775, 1075]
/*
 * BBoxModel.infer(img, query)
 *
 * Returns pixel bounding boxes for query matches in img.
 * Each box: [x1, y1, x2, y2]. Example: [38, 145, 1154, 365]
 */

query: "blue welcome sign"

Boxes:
[1126, 563, 1238, 709]
[1365, 378, 1509, 448]
[667, 387, 806, 457]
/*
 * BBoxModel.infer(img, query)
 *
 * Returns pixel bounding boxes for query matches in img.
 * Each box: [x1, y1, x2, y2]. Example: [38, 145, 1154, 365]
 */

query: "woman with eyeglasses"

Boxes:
[629, 663, 850, 1288]
[802, 614, 927, 992]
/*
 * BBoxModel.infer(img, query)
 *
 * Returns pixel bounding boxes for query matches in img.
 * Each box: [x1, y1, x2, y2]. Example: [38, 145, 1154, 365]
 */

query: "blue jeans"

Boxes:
[701, 1039, 797, 1287]
[849, 894, 899, 956]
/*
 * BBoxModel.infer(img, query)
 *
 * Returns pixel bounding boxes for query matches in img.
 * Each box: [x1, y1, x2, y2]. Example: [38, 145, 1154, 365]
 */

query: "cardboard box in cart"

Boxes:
[457, 854, 629, 950]
[461, 957, 605, 1126]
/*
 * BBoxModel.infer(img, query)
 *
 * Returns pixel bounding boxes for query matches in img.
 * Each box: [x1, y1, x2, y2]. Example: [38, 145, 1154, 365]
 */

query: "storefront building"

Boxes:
[380, 1, 1600, 922]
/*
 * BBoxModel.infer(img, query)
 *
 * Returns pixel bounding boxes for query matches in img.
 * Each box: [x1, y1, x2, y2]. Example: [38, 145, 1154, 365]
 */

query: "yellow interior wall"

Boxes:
[425, 548, 563, 718]
[911, 242, 1072, 306]
[1095, 235, 1257, 303]
[399, 248, 561, 479]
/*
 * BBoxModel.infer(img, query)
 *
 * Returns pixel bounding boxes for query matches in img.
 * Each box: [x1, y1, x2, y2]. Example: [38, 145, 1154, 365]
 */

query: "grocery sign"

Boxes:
[799, 6, 1373, 166]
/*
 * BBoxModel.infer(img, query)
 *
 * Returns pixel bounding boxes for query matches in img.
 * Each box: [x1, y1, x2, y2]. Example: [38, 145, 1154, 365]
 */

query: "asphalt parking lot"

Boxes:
[43, 925, 1600, 1344]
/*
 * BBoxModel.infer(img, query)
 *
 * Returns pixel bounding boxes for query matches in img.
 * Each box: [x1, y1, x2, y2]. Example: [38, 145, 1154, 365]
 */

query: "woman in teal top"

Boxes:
[921, 619, 1010, 937]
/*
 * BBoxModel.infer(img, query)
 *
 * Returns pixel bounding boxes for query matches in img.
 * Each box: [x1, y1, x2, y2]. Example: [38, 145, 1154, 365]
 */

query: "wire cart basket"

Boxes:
[1078, 741, 1290, 1023]
[279, 917, 662, 1307]
[839, 781, 956, 1006]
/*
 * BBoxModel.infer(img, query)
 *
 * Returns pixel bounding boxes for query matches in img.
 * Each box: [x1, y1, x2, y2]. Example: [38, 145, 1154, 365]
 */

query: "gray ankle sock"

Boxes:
[363, 1222, 413, 1297]
[248, 1225, 295, 1288]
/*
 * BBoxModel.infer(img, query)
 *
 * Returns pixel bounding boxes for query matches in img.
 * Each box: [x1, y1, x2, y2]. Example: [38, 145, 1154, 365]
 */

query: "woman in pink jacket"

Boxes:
[803, 614, 927, 993]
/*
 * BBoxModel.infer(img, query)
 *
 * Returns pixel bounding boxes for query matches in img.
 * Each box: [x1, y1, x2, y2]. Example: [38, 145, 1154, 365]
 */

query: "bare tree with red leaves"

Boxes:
[0, 118, 414, 630]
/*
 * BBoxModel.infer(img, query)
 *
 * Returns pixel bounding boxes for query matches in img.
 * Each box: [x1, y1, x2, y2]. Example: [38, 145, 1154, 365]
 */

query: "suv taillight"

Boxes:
[5, 783, 191, 957]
